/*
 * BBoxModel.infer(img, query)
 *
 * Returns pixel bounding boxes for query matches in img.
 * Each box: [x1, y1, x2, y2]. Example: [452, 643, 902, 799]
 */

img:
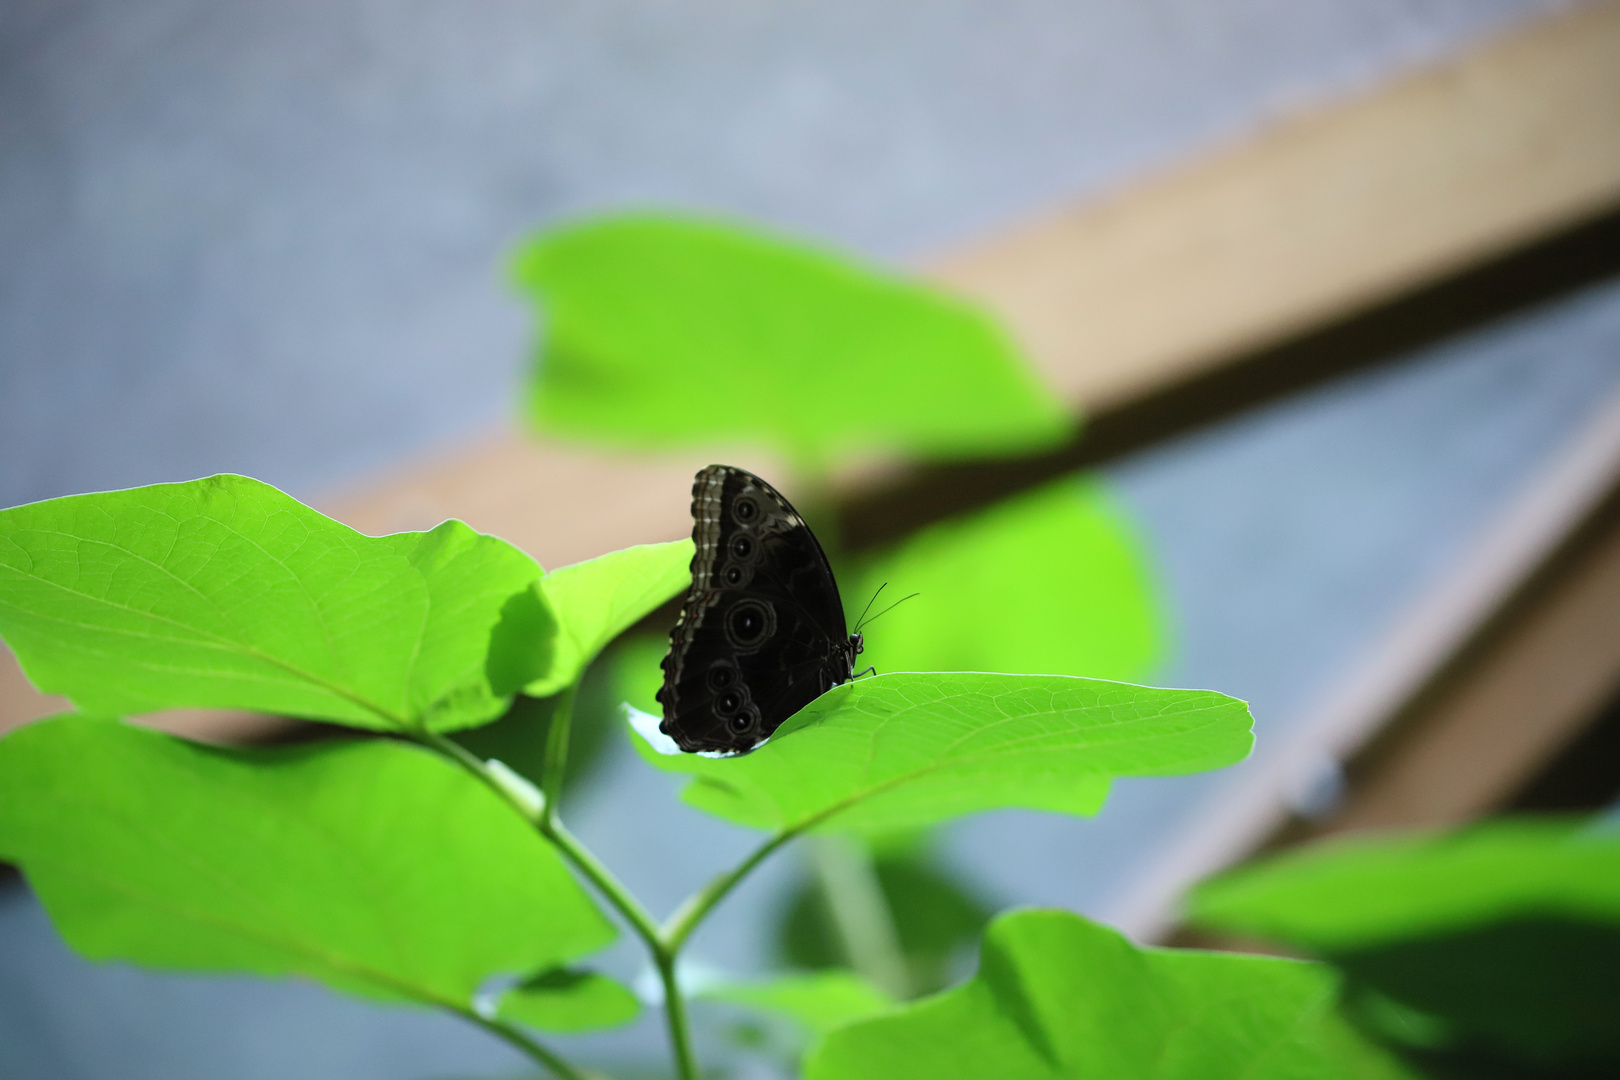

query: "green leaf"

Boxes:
[1188, 819, 1620, 1069]
[515, 214, 1070, 473]
[807, 910, 1410, 1080]
[1187, 818, 1620, 949]
[526, 539, 692, 698]
[854, 478, 1163, 682]
[632, 672, 1252, 833]
[0, 475, 550, 733]
[0, 715, 614, 1007]
[498, 967, 641, 1032]
[702, 970, 895, 1037]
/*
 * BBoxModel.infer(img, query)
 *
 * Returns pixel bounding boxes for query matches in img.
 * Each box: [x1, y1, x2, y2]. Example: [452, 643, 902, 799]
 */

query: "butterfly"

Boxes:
[657, 464, 864, 755]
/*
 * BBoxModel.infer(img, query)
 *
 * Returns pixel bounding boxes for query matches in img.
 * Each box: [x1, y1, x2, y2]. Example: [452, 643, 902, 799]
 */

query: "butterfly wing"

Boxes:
[659, 465, 856, 754]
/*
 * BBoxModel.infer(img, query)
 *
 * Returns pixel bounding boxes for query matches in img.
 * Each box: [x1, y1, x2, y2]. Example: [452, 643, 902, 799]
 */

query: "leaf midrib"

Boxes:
[744, 690, 1239, 833]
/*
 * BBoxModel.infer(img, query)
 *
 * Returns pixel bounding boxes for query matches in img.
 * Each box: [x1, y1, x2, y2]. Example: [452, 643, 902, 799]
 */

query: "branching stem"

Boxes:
[532, 689, 699, 1080]
[417, 687, 857, 1080]
[662, 828, 795, 952]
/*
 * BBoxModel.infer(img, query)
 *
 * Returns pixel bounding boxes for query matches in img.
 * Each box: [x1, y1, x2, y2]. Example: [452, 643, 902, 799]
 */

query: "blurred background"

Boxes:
[4, 1, 1620, 1077]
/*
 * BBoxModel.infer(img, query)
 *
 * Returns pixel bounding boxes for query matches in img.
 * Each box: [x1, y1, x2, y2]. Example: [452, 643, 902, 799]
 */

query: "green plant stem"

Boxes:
[414, 721, 685, 1076]
[455, 1007, 595, 1080]
[541, 683, 577, 814]
[654, 951, 702, 1080]
[662, 829, 796, 952]
[424, 689, 858, 1080]
[541, 816, 666, 951]
[412, 727, 541, 819]
[529, 688, 699, 1080]
[810, 835, 912, 999]
[539, 822, 699, 1080]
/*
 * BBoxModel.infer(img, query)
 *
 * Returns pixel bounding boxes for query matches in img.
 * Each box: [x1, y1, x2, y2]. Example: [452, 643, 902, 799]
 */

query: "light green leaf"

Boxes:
[0, 475, 549, 732]
[526, 539, 693, 698]
[702, 971, 894, 1037]
[515, 214, 1070, 472]
[1186, 818, 1620, 949]
[498, 967, 641, 1032]
[632, 672, 1252, 833]
[807, 910, 1411, 1080]
[855, 478, 1163, 682]
[0, 715, 614, 1007]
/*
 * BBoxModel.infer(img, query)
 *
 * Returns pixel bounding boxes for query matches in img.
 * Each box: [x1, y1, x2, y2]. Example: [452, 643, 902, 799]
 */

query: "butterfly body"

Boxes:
[658, 465, 861, 754]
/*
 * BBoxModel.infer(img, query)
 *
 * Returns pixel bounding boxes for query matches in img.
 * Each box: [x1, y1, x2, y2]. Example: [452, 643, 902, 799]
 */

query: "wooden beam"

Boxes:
[843, 202, 1620, 550]
[929, 0, 1620, 412]
[1294, 488, 1620, 834]
[1110, 382, 1620, 942]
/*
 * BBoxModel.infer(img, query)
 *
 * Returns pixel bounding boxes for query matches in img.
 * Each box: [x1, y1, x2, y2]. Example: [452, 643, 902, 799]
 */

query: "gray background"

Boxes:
[3, 1, 1616, 1078]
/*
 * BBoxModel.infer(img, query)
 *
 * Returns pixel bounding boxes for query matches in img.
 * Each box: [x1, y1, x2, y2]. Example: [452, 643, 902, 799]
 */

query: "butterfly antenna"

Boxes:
[855, 591, 920, 632]
[851, 582, 888, 634]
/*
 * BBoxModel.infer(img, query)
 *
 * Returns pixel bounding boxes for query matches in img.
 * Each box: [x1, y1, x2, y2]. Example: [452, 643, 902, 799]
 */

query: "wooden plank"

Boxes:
[1108, 382, 1620, 942]
[0, 644, 64, 738]
[1304, 493, 1620, 832]
[929, 0, 1620, 412]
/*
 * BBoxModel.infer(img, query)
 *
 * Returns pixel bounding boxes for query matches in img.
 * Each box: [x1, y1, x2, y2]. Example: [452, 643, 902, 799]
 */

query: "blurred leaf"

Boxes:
[806, 909, 1410, 1080]
[515, 214, 1070, 473]
[1187, 819, 1620, 949]
[527, 539, 693, 697]
[702, 970, 894, 1037]
[777, 845, 994, 995]
[498, 967, 641, 1033]
[1189, 819, 1620, 1072]
[0, 475, 549, 733]
[631, 672, 1252, 833]
[1337, 919, 1620, 1074]
[0, 715, 614, 1006]
[854, 478, 1163, 682]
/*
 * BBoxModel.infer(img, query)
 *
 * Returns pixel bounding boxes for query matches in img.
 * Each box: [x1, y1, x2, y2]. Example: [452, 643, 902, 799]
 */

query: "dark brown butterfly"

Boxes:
[657, 464, 862, 754]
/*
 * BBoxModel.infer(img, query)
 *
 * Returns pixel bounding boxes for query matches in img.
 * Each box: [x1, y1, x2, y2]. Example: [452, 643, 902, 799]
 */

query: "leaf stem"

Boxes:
[413, 728, 540, 822]
[809, 835, 911, 998]
[541, 684, 577, 815]
[541, 817, 665, 952]
[415, 702, 697, 1078]
[661, 828, 796, 953]
[528, 688, 701, 1078]
[454, 1006, 596, 1080]
[540, 823, 702, 1080]
[654, 950, 702, 1080]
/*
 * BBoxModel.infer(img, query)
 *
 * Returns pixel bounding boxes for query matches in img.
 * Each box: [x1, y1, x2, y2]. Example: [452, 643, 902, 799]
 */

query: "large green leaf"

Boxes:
[807, 910, 1409, 1080]
[631, 672, 1252, 833]
[0, 715, 614, 1007]
[854, 478, 1163, 682]
[515, 214, 1070, 471]
[498, 967, 641, 1032]
[0, 475, 549, 732]
[526, 539, 692, 697]
[1188, 819, 1620, 1070]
